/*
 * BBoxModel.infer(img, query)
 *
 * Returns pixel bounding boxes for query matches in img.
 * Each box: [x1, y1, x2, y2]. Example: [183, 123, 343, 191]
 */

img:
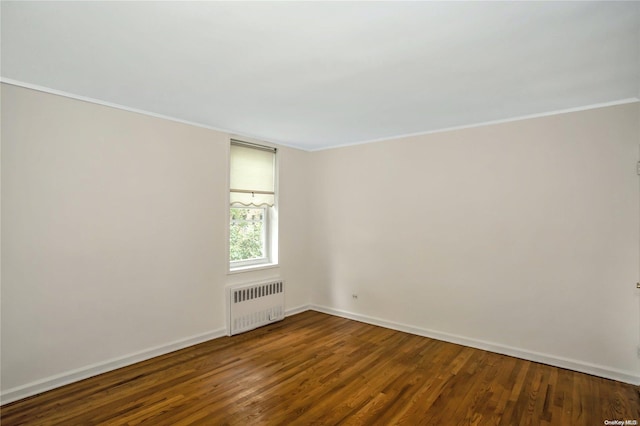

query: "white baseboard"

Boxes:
[1, 305, 310, 405]
[310, 304, 640, 386]
[0, 328, 226, 406]
[285, 304, 311, 317]
[4, 304, 637, 405]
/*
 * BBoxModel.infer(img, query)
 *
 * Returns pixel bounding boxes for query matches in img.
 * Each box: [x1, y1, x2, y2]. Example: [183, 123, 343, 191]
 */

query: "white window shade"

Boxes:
[230, 142, 276, 207]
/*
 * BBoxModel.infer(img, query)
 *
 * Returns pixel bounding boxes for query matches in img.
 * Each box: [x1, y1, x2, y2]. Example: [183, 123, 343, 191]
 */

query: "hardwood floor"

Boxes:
[2, 310, 639, 425]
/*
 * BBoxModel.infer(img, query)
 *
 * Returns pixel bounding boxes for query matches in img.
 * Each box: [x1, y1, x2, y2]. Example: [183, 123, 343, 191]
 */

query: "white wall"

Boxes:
[309, 103, 640, 382]
[0, 84, 312, 398]
[2, 82, 639, 400]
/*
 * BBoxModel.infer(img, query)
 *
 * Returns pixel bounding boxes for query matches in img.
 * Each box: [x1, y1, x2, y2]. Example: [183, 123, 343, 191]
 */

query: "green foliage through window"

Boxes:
[230, 207, 265, 262]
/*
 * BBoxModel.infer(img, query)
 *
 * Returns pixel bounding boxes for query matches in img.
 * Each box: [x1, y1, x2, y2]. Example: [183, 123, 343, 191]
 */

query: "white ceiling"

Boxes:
[2, 1, 639, 151]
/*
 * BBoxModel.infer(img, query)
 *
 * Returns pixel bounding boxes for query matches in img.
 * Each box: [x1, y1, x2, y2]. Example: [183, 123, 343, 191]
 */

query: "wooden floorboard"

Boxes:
[1, 311, 639, 425]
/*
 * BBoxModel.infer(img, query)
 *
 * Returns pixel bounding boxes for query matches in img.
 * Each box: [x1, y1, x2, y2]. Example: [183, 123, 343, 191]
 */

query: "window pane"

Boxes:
[230, 208, 265, 262]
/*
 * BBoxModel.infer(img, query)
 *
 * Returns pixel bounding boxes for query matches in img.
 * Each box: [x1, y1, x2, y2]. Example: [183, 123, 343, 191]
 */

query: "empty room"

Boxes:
[1, 1, 639, 424]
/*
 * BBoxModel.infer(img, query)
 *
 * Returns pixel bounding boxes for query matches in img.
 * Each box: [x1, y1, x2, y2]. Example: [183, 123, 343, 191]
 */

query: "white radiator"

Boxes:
[227, 280, 285, 335]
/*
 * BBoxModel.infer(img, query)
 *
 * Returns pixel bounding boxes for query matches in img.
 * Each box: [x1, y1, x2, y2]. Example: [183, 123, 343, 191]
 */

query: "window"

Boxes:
[229, 140, 277, 270]
[230, 207, 268, 265]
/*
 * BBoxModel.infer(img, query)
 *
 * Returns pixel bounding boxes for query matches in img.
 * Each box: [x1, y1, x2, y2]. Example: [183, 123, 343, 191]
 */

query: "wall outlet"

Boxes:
[352, 294, 358, 300]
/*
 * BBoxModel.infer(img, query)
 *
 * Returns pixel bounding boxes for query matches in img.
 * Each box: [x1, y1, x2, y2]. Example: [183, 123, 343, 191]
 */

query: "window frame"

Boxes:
[228, 138, 278, 273]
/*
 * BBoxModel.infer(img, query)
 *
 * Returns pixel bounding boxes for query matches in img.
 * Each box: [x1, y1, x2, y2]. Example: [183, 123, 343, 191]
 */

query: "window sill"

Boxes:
[228, 263, 279, 275]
